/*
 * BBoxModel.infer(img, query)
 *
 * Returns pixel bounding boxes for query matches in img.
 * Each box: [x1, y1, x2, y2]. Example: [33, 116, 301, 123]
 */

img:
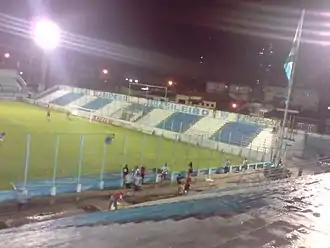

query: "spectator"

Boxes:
[125, 172, 132, 189]
[140, 165, 146, 184]
[188, 162, 193, 177]
[122, 164, 129, 186]
[242, 158, 248, 171]
[224, 159, 231, 173]
[133, 171, 142, 191]
[134, 166, 140, 177]
[184, 175, 192, 193]
[108, 191, 124, 210]
[161, 163, 168, 181]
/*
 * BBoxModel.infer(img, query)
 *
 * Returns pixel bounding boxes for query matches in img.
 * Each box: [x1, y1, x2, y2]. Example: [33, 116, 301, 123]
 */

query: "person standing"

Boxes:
[242, 158, 248, 171]
[224, 159, 231, 173]
[122, 164, 129, 187]
[161, 163, 168, 181]
[140, 165, 146, 184]
[188, 162, 193, 177]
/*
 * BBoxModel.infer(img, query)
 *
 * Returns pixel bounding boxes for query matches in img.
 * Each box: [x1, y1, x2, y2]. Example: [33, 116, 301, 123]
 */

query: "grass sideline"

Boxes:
[0, 101, 242, 189]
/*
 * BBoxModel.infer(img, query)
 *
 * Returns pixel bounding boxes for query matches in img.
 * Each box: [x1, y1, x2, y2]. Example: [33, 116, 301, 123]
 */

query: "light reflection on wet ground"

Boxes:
[0, 174, 330, 248]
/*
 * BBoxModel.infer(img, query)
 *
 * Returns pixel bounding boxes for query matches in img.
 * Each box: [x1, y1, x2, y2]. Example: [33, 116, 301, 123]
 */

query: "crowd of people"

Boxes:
[108, 162, 194, 210]
[109, 158, 251, 210]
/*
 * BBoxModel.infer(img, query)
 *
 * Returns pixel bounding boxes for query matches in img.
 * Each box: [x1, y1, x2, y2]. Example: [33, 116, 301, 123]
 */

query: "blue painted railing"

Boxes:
[0, 161, 273, 203]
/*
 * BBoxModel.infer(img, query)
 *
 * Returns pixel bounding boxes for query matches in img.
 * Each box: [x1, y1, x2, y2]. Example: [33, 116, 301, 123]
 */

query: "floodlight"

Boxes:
[33, 20, 61, 50]
[4, 53, 10, 59]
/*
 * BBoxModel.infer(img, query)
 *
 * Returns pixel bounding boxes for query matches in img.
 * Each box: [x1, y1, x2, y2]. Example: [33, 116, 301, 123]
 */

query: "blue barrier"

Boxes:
[2, 189, 271, 232]
[0, 162, 273, 203]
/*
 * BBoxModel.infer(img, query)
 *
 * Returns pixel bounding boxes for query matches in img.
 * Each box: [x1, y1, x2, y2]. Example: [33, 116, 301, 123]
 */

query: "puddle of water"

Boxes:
[25, 212, 65, 221]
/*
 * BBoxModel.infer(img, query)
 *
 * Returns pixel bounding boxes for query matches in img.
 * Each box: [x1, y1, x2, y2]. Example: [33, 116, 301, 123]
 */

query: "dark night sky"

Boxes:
[1, 0, 330, 88]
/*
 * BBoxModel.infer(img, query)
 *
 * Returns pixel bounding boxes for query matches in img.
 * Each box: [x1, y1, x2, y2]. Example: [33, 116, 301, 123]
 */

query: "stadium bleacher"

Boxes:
[38, 86, 276, 153]
[50, 92, 83, 106]
[82, 98, 113, 110]
[156, 112, 203, 133]
[0, 69, 23, 93]
[119, 103, 154, 122]
[211, 122, 263, 146]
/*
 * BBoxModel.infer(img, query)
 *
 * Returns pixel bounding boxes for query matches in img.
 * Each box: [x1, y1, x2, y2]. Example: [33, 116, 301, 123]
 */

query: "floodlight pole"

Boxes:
[277, 10, 305, 160]
[39, 53, 50, 91]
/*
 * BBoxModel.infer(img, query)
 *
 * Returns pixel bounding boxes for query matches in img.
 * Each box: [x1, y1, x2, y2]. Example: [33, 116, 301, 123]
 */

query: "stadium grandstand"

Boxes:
[0, 69, 28, 96]
[38, 85, 278, 156]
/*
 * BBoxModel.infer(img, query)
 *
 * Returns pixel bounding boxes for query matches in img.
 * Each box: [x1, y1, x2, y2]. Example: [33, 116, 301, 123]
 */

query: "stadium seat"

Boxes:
[82, 98, 113, 110]
[120, 103, 154, 122]
[50, 92, 83, 106]
[0, 78, 21, 93]
[156, 112, 202, 133]
[0, 69, 23, 94]
[211, 122, 263, 146]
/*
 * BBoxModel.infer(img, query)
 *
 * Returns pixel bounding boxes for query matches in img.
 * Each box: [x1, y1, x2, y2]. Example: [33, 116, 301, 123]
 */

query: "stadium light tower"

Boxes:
[33, 19, 61, 91]
[33, 19, 61, 50]
[3, 52, 10, 59]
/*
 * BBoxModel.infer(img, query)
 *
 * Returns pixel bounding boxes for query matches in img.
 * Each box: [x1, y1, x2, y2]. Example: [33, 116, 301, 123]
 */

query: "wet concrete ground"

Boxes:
[0, 173, 329, 248]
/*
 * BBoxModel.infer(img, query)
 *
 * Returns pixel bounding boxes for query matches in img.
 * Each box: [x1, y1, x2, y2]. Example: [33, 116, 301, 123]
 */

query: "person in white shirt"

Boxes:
[161, 163, 168, 181]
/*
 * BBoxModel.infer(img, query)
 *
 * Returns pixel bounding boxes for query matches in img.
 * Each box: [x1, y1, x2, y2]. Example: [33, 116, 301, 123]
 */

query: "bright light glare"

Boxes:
[134, 79, 139, 83]
[102, 69, 108, 75]
[33, 20, 61, 50]
[129, 79, 133, 82]
[232, 103, 237, 108]
[4, 53, 10, 58]
[168, 80, 173, 86]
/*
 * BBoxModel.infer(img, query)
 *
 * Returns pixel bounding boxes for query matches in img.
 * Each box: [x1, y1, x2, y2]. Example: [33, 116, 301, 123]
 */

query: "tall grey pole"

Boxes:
[40, 53, 49, 91]
[278, 10, 305, 159]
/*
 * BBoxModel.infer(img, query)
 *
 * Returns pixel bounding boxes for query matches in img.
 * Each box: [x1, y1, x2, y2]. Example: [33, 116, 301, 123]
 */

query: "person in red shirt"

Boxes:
[184, 175, 192, 194]
[108, 191, 124, 210]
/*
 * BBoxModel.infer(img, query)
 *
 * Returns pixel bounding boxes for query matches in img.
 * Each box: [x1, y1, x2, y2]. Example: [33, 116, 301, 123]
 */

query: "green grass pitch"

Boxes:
[0, 100, 242, 189]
